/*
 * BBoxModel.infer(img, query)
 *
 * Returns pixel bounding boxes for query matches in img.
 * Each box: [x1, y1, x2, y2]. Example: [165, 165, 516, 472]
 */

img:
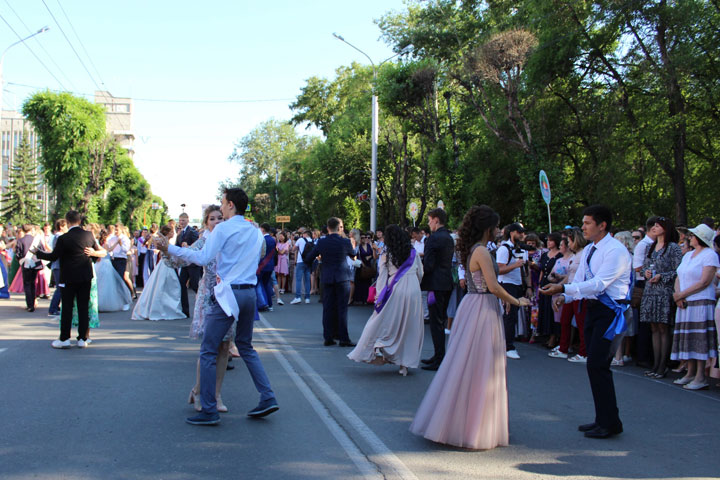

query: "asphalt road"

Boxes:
[1, 291, 719, 480]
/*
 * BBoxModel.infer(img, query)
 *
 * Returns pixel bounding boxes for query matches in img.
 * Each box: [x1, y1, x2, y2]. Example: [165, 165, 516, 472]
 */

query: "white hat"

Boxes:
[689, 224, 715, 248]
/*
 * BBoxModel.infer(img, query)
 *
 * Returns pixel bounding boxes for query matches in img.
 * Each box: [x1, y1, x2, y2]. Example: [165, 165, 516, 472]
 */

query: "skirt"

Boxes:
[671, 300, 717, 361]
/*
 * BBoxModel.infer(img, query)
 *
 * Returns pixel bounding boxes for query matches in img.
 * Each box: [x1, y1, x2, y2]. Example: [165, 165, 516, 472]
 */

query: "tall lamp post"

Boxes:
[0, 27, 50, 120]
[332, 33, 407, 233]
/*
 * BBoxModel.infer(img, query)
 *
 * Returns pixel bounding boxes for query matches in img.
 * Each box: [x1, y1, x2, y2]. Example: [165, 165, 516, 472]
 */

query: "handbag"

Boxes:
[367, 284, 377, 304]
[359, 263, 376, 280]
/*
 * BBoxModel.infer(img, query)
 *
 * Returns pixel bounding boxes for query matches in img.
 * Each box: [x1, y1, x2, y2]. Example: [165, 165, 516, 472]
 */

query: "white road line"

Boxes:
[612, 367, 720, 403]
[258, 316, 419, 480]
[0, 348, 7, 354]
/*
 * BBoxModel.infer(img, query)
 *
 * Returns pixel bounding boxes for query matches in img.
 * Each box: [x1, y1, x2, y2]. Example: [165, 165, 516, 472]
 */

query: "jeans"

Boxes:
[259, 271, 274, 308]
[199, 288, 275, 414]
[49, 268, 62, 314]
[294, 262, 311, 300]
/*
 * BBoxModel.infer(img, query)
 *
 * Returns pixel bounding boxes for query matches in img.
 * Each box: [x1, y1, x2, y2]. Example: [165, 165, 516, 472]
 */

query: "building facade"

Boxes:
[94, 90, 135, 157]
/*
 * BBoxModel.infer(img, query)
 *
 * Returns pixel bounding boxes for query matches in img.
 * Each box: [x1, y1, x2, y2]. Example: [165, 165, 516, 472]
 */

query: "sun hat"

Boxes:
[688, 223, 714, 248]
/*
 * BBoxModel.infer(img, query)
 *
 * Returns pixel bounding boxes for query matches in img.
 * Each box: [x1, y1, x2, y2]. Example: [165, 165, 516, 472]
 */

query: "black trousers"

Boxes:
[136, 253, 145, 288]
[585, 300, 622, 429]
[111, 258, 127, 280]
[321, 281, 351, 343]
[428, 289, 452, 362]
[60, 281, 91, 341]
[500, 283, 522, 350]
[179, 266, 201, 316]
[22, 268, 38, 309]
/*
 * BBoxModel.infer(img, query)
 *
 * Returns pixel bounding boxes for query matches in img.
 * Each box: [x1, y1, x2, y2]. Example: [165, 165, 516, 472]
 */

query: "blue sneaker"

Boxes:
[186, 412, 220, 426]
[247, 398, 279, 418]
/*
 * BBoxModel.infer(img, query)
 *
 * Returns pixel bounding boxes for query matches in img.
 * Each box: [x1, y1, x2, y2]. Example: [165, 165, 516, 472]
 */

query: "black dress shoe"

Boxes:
[584, 424, 623, 438]
[578, 422, 597, 432]
[339, 341, 356, 347]
[226, 363, 235, 370]
[421, 362, 440, 371]
[324, 340, 337, 346]
[421, 356, 436, 365]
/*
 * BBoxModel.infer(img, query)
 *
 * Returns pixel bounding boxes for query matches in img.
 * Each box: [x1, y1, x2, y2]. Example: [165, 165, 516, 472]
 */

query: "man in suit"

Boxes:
[176, 212, 200, 317]
[15, 224, 43, 312]
[258, 223, 277, 311]
[420, 208, 456, 371]
[304, 217, 356, 347]
[34, 210, 105, 349]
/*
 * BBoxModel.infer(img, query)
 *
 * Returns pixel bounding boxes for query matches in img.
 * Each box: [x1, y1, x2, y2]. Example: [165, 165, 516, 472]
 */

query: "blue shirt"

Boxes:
[168, 215, 263, 286]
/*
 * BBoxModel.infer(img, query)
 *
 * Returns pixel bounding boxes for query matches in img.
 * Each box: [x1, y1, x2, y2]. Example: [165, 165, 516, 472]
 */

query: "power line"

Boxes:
[54, 0, 105, 89]
[40, 0, 102, 92]
[2, 0, 78, 91]
[6, 82, 294, 104]
[0, 13, 67, 91]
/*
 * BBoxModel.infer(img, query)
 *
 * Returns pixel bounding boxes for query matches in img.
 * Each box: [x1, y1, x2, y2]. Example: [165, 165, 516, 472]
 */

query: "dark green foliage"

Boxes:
[1, 135, 42, 224]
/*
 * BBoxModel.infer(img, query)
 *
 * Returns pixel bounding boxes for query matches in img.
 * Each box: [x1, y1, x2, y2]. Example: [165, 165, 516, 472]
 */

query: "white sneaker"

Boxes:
[290, 298, 302, 305]
[277, 298, 284, 305]
[85, 339, 92, 345]
[77, 339, 87, 348]
[506, 349, 520, 359]
[305, 299, 311, 304]
[548, 350, 568, 359]
[551, 345, 560, 352]
[51, 339, 72, 349]
[568, 354, 587, 363]
[444, 328, 451, 335]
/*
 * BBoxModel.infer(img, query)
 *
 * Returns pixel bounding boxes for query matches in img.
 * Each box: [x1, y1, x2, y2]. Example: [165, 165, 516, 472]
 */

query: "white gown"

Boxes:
[95, 256, 132, 312]
[131, 255, 186, 321]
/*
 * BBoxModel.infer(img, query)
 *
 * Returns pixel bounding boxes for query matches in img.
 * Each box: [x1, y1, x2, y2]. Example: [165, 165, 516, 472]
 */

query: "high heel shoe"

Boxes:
[217, 395, 228, 413]
[188, 389, 202, 412]
[398, 366, 408, 376]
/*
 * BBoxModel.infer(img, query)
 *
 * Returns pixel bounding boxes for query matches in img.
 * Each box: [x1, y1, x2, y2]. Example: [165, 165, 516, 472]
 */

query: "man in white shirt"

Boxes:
[542, 205, 632, 439]
[496, 223, 527, 359]
[157, 188, 278, 425]
[107, 223, 131, 280]
[290, 229, 314, 304]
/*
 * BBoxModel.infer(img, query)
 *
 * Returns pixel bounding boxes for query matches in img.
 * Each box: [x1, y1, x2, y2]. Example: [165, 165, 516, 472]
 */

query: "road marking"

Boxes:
[258, 315, 419, 480]
[612, 367, 720, 403]
[0, 348, 7, 354]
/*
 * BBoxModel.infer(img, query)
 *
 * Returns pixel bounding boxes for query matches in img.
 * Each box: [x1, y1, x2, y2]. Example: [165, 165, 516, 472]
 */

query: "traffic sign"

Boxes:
[276, 216, 291, 223]
[539, 170, 551, 205]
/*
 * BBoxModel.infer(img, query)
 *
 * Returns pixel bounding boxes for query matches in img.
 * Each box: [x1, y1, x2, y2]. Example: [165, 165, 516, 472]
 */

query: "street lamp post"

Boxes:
[332, 33, 407, 234]
[0, 27, 50, 120]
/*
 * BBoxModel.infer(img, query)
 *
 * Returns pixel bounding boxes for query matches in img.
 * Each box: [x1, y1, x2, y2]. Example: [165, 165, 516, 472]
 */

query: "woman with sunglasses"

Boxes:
[639, 217, 682, 378]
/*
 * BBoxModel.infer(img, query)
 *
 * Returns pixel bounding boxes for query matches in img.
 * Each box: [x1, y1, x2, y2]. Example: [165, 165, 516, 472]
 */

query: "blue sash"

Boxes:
[586, 260, 634, 340]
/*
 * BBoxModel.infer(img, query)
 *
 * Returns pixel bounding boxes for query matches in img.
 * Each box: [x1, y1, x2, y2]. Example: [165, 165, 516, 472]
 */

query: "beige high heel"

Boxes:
[217, 395, 228, 413]
[188, 389, 202, 412]
[398, 366, 408, 376]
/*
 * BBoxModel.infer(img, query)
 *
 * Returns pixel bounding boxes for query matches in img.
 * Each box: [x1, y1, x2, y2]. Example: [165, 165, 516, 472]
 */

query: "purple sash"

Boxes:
[374, 249, 416, 314]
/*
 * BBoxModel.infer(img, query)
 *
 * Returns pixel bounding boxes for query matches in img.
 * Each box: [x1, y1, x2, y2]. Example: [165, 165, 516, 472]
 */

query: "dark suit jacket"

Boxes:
[15, 235, 43, 271]
[35, 226, 99, 283]
[176, 226, 199, 248]
[305, 233, 354, 284]
[420, 226, 455, 292]
[260, 234, 277, 272]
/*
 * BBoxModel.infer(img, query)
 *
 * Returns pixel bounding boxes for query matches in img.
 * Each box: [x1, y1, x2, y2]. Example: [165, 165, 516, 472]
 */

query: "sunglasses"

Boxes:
[632, 235, 641, 240]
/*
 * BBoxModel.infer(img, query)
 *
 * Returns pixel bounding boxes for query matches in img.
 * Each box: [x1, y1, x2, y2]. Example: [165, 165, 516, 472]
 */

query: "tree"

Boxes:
[22, 91, 107, 215]
[1, 134, 42, 224]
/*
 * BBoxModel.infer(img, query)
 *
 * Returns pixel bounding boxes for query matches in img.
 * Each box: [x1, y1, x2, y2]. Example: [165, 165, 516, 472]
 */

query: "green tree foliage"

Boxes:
[1, 134, 42, 224]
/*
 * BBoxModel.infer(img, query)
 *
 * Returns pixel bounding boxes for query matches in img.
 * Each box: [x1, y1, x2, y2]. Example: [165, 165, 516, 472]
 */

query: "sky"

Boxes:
[0, 0, 408, 219]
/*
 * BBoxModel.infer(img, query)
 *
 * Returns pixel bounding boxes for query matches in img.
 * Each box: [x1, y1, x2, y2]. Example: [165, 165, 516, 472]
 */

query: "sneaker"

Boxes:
[186, 412, 220, 426]
[548, 350, 568, 359]
[86, 339, 92, 345]
[444, 328, 451, 335]
[247, 398, 279, 418]
[290, 298, 302, 305]
[48, 311, 60, 316]
[77, 339, 88, 348]
[506, 349, 520, 359]
[305, 298, 310, 304]
[277, 298, 284, 305]
[551, 345, 560, 352]
[51, 339, 72, 349]
[267, 306, 273, 312]
[568, 354, 587, 363]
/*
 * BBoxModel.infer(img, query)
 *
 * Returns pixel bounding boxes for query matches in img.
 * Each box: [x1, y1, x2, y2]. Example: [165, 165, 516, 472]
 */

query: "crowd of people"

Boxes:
[1, 192, 718, 450]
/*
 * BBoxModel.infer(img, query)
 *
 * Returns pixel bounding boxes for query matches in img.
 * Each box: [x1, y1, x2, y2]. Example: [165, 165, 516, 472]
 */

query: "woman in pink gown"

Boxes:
[410, 205, 531, 450]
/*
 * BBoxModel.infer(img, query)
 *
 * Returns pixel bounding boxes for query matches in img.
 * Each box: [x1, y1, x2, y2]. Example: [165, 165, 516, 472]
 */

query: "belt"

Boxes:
[231, 284, 254, 290]
[587, 298, 630, 306]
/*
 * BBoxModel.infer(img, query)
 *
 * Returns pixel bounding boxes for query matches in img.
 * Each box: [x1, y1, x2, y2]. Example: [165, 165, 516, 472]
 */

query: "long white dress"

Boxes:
[131, 255, 186, 321]
[95, 256, 132, 312]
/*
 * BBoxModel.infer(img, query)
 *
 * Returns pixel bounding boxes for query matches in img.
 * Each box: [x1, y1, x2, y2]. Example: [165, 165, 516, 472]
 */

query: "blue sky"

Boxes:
[1, 0, 408, 219]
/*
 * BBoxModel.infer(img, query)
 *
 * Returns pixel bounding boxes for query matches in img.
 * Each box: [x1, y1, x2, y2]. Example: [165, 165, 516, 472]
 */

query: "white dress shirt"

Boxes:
[633, 235, 653, 280]
[497, 240, 522, 285]
[564, 233, 632, 302]
[168, 214, 263, 286]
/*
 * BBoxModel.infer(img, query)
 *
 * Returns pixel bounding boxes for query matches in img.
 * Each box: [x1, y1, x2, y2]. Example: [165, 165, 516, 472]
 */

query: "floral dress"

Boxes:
[640, 242, 682, 324]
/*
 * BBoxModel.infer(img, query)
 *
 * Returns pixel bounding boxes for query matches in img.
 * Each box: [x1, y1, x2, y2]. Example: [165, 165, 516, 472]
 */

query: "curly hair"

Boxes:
[384, 224, 412, 269]
[456, 205, 500, 265]
[98, 229, 109, 247]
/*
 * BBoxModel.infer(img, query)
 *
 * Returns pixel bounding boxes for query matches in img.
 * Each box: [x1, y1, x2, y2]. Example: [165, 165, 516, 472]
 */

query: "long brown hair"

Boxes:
[456, 205, 500, 265]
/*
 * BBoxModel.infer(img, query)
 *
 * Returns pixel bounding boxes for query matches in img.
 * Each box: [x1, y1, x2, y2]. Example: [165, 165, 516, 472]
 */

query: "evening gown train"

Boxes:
[132, 255, 186, 321]
[410, 246, 508, 450]
[95, 256, 132, 312]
